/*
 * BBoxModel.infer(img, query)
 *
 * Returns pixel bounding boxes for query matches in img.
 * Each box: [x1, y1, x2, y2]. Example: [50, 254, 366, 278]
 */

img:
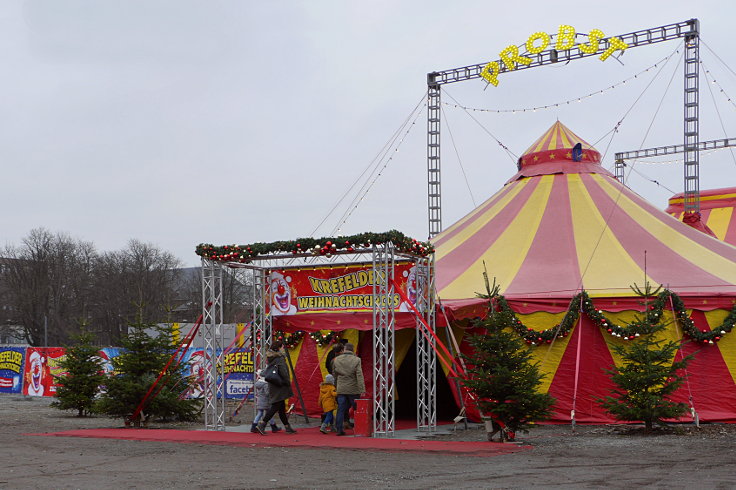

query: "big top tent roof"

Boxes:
[667, 187, 736, 245]
[432, 121, 736, 306]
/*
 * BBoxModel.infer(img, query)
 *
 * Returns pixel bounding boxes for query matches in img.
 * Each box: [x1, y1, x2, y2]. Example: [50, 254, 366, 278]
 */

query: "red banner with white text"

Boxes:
[268, 262, 421, 316]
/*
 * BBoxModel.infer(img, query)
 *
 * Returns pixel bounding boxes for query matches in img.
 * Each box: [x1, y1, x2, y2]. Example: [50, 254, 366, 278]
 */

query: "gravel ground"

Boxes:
[4, 395, 736, 489]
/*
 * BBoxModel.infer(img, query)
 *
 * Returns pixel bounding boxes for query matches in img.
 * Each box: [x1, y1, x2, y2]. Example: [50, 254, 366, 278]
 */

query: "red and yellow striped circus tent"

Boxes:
[667, 187, 736, 245]
[433, 121, 736, 424]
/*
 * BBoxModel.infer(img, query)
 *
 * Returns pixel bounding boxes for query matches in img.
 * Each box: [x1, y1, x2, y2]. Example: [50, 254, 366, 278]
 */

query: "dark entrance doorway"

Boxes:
[394, 339, 458, 421]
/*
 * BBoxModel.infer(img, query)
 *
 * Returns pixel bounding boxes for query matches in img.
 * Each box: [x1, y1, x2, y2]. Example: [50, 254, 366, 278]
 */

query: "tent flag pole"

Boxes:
[571, 294, 584, 433]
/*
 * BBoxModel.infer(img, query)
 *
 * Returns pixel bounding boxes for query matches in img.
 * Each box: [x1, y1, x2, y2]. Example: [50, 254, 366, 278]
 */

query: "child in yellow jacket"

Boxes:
[318, 374, 337, 434]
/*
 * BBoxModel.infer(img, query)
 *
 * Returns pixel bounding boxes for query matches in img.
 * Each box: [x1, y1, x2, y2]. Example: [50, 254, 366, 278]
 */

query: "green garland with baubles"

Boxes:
[196, 230, 434, 263]
[491, 289, 736, 346]
[273, 330, 305, 349]
[309, 331, 341, 347]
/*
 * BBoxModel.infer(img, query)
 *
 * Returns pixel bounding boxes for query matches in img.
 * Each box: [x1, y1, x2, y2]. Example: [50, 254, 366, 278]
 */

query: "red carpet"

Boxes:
[28, 426, 526, 458]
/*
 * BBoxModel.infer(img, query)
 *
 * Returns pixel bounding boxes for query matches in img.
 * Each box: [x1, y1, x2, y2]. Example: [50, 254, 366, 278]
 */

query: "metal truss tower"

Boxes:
[683, 23, 700, 213]
[427, 19, 700, 237]
[427, 86, 442, 238]
[201, 259, 226, 430]
[415, 255, 437, 432]
[372, 242, 396, 437]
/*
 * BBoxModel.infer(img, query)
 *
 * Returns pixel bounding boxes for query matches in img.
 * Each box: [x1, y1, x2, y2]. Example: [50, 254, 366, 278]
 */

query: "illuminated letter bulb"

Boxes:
[556, 24, 576, 50]
[579, 29, 604, 54]
[526, 31, 550, 54]
[599, 36, 628, 61]
[499, 44, 532, 71]
[480, 61, 500, 86]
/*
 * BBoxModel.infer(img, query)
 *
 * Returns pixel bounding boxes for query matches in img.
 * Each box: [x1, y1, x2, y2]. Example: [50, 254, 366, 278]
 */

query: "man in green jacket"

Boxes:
[332, 342, 365, 436]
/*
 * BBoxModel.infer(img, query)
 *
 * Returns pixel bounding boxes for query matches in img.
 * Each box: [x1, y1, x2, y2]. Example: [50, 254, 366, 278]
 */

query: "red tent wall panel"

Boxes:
[291, 334, 374, 418]
[546, 316, 619, 423]
[290, 336, 324, 417]
[668, 311, 736, 422]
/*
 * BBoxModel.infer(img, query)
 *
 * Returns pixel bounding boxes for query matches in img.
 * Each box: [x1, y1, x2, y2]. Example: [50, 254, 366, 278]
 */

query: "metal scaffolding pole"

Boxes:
[427, 83, 442, 238]
[415, 255, 437, 432]
[372, 242, 396, 437]
[201, 259, 226, 430]
[683, 22, 700, 213]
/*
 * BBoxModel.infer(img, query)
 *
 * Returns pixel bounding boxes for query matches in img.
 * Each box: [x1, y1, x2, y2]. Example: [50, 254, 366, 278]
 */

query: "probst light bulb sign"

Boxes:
[268, 262, 421, 315]
[481, 25, 628, 87]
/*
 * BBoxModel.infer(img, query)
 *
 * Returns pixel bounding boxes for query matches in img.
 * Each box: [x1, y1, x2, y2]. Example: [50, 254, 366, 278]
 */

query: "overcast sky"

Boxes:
[2, 1, 736, 266]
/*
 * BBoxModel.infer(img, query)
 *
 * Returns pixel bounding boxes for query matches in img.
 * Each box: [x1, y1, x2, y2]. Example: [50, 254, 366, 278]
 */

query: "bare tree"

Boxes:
[90, 239, 182, 344]
[1, 228, 96, 346]
[170, 265, 254, 324]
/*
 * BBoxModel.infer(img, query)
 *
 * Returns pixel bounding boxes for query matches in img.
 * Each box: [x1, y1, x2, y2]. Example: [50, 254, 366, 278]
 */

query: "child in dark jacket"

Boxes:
[251, 370, 282, 433]
[318, 374, 338, 434]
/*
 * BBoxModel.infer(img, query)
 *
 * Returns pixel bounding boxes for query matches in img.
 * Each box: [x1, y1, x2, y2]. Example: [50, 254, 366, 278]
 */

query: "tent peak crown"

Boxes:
[507, 121, 609, 183]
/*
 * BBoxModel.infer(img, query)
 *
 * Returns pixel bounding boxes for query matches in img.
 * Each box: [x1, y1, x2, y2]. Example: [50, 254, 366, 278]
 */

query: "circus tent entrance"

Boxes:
[196, 235, 440, 437]
[393, 338, 458, 422]
[433, 120, 736, 424]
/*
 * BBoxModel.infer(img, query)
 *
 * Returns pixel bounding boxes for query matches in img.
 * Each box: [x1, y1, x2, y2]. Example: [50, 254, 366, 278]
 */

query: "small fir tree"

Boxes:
[597, 283, 693, 431]
[461, 277, 555, 441]
[94, 322, 200, 426]
[51, 332, 105, 417]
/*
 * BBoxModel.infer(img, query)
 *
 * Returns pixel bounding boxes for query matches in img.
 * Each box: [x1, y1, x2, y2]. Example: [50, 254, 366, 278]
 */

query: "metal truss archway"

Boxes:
[428, 19, 701, 236]
[201, 244, 436, 437]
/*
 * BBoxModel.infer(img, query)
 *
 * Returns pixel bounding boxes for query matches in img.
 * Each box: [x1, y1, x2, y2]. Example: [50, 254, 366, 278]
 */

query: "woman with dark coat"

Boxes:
[255, 341, 297, 434]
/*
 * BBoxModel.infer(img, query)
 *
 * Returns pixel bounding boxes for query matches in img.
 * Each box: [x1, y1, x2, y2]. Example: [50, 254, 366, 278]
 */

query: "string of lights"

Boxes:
[701, 61, 736, 112]
[443, 52, 676, 114]
[625, 148, 724, 166]
[330, 102, 425, 235]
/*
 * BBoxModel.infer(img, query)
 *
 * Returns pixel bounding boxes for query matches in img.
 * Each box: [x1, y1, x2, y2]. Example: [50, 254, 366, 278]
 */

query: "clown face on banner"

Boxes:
[270, 271, 297, 316]
[399, 266, 421, 312]
[25, 351, 51, 397]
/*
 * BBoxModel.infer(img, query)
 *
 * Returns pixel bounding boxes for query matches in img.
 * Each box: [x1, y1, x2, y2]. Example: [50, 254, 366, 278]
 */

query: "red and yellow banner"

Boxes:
[268, 262, 420, 315]
[23, 347, 66, 397]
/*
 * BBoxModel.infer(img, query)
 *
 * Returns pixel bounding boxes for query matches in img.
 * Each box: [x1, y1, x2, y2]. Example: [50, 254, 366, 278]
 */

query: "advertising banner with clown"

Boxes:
[0, 347, 26, 394]
[179, 347, 207, 399]
[178, 347, 255, 399]
[268, 262, 419, 316]
[22, 347, 66, 397]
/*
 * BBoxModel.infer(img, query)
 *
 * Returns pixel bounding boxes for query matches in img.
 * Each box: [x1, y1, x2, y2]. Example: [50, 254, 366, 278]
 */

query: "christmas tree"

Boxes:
[94, 322, 200, 426]
[51, 332, 104, 417]
[597, 283, 693, 431]
[461, 277, 555, 441]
